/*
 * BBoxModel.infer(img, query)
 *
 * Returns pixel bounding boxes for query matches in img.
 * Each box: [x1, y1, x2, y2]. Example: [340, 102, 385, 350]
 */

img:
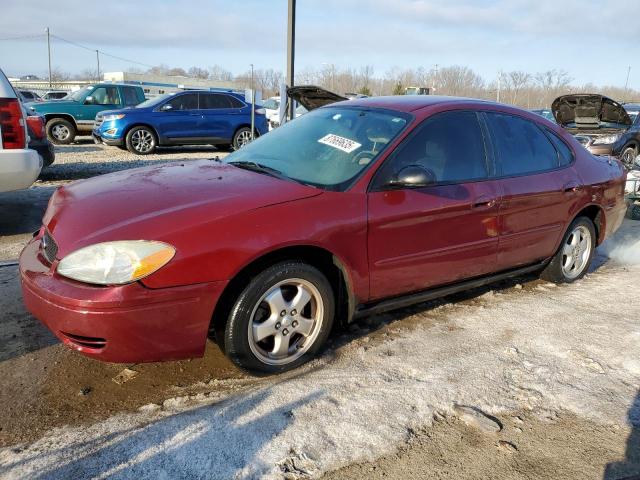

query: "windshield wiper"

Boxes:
[228, 161, 286, 179]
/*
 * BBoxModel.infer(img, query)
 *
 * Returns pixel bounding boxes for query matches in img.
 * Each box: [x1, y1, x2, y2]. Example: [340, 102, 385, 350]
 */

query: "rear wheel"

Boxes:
[125, 126, 157, 155]
[621, 146, 637, 169]
[541, 217, 596, 283]
[232, 127, 254, 151]
[224, 261, 335, 374]
[46, 118, 76, 145]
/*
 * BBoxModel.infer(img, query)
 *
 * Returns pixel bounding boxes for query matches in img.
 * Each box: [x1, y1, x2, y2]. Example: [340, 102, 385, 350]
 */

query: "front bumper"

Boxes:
[19, 236, 227, 363]
[92, 130, 124, 147]
[0, 148, 42, 192]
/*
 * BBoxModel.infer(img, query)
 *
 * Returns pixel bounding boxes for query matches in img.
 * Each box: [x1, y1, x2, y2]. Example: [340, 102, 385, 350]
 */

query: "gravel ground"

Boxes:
[1, 144, 640, 479]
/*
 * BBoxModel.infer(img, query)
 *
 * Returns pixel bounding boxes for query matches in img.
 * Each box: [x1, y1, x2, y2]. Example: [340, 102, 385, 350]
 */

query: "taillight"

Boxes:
[26, 115, 45, 140]
[0, 98, 26, 149]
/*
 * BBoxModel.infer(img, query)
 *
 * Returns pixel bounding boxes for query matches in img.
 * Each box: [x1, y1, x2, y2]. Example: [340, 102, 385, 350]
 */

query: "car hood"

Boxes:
[287, 85, 347, 111]
[44, 160, 322, 257]
[552, 94, 632, 129]
[26, 100, 77, 111]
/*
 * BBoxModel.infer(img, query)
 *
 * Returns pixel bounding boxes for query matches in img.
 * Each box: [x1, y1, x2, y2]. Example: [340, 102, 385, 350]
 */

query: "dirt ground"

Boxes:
[1, 142, 640, 479]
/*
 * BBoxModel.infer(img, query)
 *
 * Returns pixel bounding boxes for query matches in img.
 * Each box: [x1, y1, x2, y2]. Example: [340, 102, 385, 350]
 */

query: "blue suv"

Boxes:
[92, 90, 268, 154]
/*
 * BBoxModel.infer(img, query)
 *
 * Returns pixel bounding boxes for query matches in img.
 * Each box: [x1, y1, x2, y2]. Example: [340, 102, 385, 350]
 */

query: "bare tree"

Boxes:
[187, 66, 209, 79]
[437, 66, 485, 97]
[208, 65, 233, 82]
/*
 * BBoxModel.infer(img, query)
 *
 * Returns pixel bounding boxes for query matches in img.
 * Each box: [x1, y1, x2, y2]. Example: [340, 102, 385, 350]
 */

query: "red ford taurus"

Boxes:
[20, 96, 627, 374]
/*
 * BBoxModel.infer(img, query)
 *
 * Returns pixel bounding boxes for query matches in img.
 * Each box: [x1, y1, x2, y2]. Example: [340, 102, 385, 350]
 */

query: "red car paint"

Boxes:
[19, 97, 627, 363]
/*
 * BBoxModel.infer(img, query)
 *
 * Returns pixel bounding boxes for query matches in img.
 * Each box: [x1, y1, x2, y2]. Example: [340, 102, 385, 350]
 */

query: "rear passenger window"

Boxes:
[200, 93, 232, 109]
[544, 129, 574, 166]
[378, 110, 489, 185]
[486, 113, 559, 175]
[227, 95, 244, 108]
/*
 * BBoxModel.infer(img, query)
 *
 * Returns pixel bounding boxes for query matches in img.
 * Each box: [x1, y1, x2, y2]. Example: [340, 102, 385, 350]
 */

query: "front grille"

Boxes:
[94, 114, 104, 128]
[60, 331, 107, 349]
[41, 230, 58, 264]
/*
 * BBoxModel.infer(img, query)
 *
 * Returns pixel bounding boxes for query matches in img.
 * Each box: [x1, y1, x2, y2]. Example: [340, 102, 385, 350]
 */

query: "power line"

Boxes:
[50, 33, 155, 68]
[0, 33, 46, 41]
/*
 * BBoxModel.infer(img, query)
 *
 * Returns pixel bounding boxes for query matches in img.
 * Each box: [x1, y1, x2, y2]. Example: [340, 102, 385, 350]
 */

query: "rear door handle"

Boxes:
[563, 182, 581, 193]
[472, 197, 496, 210]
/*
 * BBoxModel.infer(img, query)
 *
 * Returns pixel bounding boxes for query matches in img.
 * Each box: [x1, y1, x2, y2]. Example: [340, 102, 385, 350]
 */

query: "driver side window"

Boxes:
[376, 110, 489, 187]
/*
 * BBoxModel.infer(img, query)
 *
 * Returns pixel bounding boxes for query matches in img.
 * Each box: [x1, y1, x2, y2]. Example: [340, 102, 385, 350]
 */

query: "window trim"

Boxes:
[369, 109, 494, 192]
[481, 111, 576, 180]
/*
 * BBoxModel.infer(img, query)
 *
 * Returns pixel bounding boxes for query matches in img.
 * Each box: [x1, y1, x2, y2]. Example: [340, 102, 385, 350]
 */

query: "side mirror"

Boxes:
[84, 96, 94, 105]
[389, 165, 436, 188]
[160, 104, 173, 111]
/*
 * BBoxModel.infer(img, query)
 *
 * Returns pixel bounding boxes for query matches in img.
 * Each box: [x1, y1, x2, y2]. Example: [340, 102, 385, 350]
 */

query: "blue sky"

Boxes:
[1, 0, 638, 88]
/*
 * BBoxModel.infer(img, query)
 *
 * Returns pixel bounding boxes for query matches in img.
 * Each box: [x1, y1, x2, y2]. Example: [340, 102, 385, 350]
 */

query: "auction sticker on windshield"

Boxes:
[318, 134, 361, 153]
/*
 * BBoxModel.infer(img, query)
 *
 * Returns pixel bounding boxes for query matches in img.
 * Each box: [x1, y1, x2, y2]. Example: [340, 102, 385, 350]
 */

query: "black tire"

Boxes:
[125, 126, 157, 155]
[224, 261, 335, 374]
[621, 146, 638, 170]
[540, 216, 596, 283]
[232, 127, 254, 151]
[216, 143, 232, 152]
[46, 118, 76, 145]
[628, 204, 640, 221]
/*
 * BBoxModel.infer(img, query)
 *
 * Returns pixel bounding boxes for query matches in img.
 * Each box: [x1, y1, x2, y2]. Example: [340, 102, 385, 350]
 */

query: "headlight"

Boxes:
[592, 133, 621, 145]
[103, 114, 125, 121]
[57, 240, 175, 285]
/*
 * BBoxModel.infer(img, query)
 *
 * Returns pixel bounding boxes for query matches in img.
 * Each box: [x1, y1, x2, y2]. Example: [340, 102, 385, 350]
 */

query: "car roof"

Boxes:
[339, 95, 495, 113]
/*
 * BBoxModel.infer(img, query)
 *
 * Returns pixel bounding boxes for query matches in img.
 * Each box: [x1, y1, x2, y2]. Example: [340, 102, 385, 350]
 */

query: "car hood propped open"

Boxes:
[287, 85, 347, 111]
[552, 94, 632, 129]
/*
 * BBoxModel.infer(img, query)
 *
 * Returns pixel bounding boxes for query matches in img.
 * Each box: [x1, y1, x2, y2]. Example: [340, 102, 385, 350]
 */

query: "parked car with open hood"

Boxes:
[269, 85, 347, 129]
[552, 94, 632, 160]
[20, 95, 627, 374]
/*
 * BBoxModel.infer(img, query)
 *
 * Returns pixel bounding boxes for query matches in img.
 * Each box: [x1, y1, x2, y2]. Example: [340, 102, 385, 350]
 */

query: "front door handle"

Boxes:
[563, 182, 581, 193]
[472, 197, 496, 210]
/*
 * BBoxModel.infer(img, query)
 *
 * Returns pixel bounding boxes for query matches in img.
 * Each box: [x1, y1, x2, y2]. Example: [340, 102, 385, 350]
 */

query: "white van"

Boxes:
[0, 68, 42, 192]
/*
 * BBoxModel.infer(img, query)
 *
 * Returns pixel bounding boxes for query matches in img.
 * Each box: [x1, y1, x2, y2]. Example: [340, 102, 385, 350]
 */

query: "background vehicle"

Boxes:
[26, 114, 55, 167]
[26, 83, 146, 145]
[17, 89, 41, 103]
[92, 89, 268, 154]
[262, 96, 280, 130]
[404, 86, 430, 95]
[21, 96, 626, 374]
[623, 102, 640, 123]
[269, 85, 345, 129]
[530, 108, 556, 123]
[552, 94, 632, 158]
[611, 110, 640, 168]
[42, 90, 68, 100]
[0, 68, 41, 192]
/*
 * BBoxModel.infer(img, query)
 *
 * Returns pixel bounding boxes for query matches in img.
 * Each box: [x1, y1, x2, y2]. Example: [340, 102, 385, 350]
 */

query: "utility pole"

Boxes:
[250, 63, 255, 141]
[496, 71, 501, 103]
[286, 0, 296, 121]
[625, 66, 631, 91]
[96, 50, 100, 81]
[433, 63, 439, 93]
[46, 27, 52, 88]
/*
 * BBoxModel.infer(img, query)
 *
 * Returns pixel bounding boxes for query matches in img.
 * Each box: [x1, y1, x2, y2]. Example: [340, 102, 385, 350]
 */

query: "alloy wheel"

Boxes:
[51, 124, 70, 141]
[561, 225, 592, 279]
[131, 129, 154, 153]
[248, 278, 324, 366]
[622, 148, 637, 169]
[236, 130, 253, 149]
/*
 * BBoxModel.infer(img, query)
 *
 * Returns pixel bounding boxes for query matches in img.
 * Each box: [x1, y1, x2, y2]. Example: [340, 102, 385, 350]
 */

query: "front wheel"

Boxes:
[224, 261, 335, 374]
[125, 126, 157, 155]
[541, 217, 596, 283]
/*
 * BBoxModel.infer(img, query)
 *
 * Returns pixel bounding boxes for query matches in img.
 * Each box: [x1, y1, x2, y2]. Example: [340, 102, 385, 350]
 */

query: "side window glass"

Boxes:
[199, 93, 231, 109]
[122, 88, 140, 106]
[227, 95, 244, 108]
[164, 93, 198, 111]
[486, 113, 558, 175]
[378, 111, 489, 185]
[90, 87, 121, 106]
[545, 129, 574, 167]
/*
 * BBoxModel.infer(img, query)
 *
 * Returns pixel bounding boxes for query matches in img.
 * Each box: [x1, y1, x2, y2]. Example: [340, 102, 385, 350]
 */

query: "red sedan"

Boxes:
[20, 96, 627, 374]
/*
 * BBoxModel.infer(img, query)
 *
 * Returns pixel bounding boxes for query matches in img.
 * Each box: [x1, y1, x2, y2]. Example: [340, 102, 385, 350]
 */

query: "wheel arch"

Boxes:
[123, 123, 160, 143]
[44, 113, 77, 129]
[573, 204, 605, 245]
[209, 245, 355, 344]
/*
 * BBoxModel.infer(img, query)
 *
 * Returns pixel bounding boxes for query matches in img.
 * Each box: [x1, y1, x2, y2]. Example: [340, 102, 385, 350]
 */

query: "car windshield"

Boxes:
[135, 94, 173, 109]
[224, 106, 411, 191]
[68, 86, 93, 102]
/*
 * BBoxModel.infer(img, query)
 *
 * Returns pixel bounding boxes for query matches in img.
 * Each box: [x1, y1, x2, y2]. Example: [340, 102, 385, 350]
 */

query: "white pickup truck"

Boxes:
[0, 68, 42, 192]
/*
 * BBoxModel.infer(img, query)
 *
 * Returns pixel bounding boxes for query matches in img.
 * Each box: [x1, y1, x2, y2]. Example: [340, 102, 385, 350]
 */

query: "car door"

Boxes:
[78, 86, 122, 126]
[483, 111, 582, 269]
[367, 110, 501, 300]
[153, 93, 200, 141]
[198, 93, 242, 142]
